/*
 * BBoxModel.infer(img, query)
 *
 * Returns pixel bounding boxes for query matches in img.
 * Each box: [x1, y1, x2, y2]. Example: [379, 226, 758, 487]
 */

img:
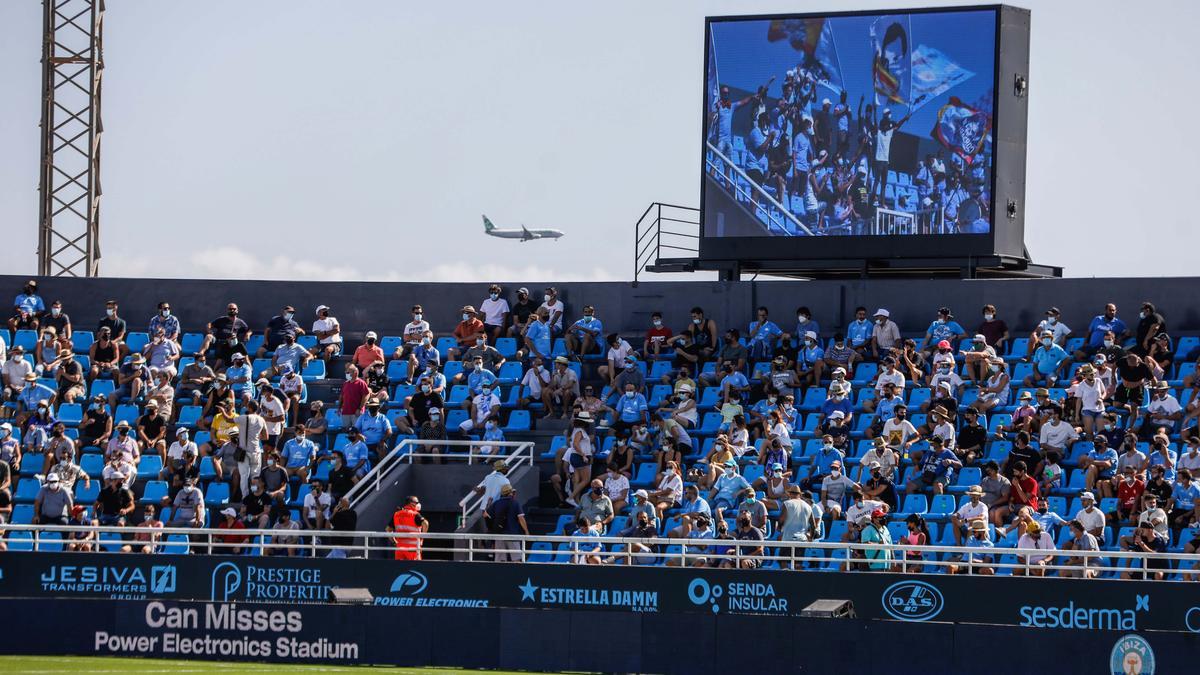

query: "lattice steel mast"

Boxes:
[38, 0, 104, 276]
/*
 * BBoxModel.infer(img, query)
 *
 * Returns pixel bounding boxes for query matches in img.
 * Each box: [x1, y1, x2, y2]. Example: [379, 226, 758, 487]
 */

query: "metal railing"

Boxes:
[872, 205, 948, 235]
[704, 141, 814, 238]
[633, 202, 700, 284]
[341, 439, 534, 520]
[1, 524, 1195, 582]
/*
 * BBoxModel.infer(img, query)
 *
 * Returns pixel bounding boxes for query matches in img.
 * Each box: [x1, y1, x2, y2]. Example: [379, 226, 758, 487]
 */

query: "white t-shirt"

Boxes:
[1073, 379, 1107, 413]
[656, 472, 683, 504]
[881, 419, 918, 448]
[875, 370, 905, 394]
[1178, 450, 1200, 473]
[1039, 420, 1078, 448]
[476, 471, 511, 510]
[403, 320, 430, 343]
[520, 367, 549, 397]
[1035, 319, 1071, 343]
[312, 317, 341, 345]
[480, 298, 510, 327]
[859, 448, 897, 480]
[845, 499, 886, 526]
[302, 491, 332, 521]
[604, 474, 630, 501]
[606, 340, 634, 364]
[260, 396, 286, 436]
[1074, 506, 1106, 534]
[1146, 395, 1182, 424]
[2, 357, 32, 389]
[167, 441, 198, 461]
[955, 501, 988, 522]
[539, 300, 565, 330]
[472, 393, 501, 423]
[234, 414, 267, 454]
[930, 371, 963, 392]
[931, 421, 957, 449]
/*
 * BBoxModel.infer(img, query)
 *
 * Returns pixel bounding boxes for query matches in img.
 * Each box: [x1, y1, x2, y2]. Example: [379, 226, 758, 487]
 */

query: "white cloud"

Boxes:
[101, 247, 622, 283]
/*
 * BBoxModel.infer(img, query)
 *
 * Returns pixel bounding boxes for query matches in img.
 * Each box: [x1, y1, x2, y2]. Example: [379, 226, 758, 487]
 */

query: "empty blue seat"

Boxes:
[629, 463, 657, 488]
[137, 456, 164, 480]
[57, 403, 83, 426]
[89, 379, 115, 400]
[504, 410, 531, 432]
[114, 403, 140, 426]
[19, 454, 41, 477]
[497, 361, 523, 385]
[895, 494, 929, 519]
[14, 479, 42, 502]
[301, 360, 326, 381]
[290, 483, 311, 507]
[181, 333, 206, 354]
[74, 480, 99, 503]
[125, 332, 150, 353]
[162, 534, 190, 555]
[205, 481, 230, 506]
[140, 480, 168, 505]
[387, 360, 410, 383]
[947, 467, 982, 494]
[495, 337, 518, 359]
[199, 456, 217, 481]
[72, 330, 95, 354]
[446, 385, 470, 406]
[446, 409, 469, 429]
[12, 329, 38, 352]
[697, 412, 722, 435]
[11, 504, 34, 524]
[80, 453, 104, 476]
[296, 335, 318, 350]
[852, 362, 878, 386]
[435, 337, 458, 356]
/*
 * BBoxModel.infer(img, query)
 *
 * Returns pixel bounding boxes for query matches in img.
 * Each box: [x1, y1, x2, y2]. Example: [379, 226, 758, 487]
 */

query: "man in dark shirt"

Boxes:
[1132, 302, 1166, 356]
[42, 300, 72, 340]
[864, 467, 898, 511]
[507, 288, 539, 339]
[259, 305, 303, 356]
[259, 453, 289, 503]
[242, 476, 273, 528]
[407, 377, 444, 428]
[731, 515, 765, 569]
[486, 484, 529, 561]
[137, 403, 168, 462]
[1003, 432, 1042, 479]
[957, 408, 988, 465]
[327, 451, 356, 500]
[326, 498, 359, 558]
[97, 299, 128, 347]
[1115, 353, 1154, 415]
[166, 448, 201, 498]
[203, 303, 251, 366]
[94, 473, 135, 526]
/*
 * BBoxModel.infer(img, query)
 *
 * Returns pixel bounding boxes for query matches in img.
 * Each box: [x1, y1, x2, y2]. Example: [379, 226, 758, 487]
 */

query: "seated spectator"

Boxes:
[310, 305, 342, 360]
[447, 306, 486, 362]
[947, 519, 995, 575]
[1172, 469, 1200, 531]
[257, 305, 303, 358]
[177, 352, 215, 407]
[728, 512, 765, 569]
[519, 309, 552, 363]
[9, 280, 44, 332]
[268, 333, 312, 380]
[393, 305, 432, 364]
[1013, 519, 1055, 577]
[125, 504, 164, 554]
[648, 461, 683, 520]
[281, 425, 318, 483]
[571, 515, 604, 565]
[598, 334, 635, 385]
[65, 504, 97, 552]
[564, 305, 603, 359]
[167, 477, 205, 527]
[34, 472, 72, 525]
[642, 312, 673, 361]
[94, 471, 135, 526]
[1140, 382, 1182, 440]
[137, 399, 168, 463]
[702, 330, 748, 388]
[709, 459, 750, 511]
[302, 479, 332, 530]
[517, 356, 550, 411]
[259, 452, 289, 504]
[1120, 522, 1167, 581]
[215, 507, 249, 554]
[225, 353, 254, 402]
[918, 307, 965, 355]
[164, 446, 201, 499]
[143, 329, 181, 379]
[746, 306, 781, 361]
[341, 427, 372, 479]
[906, 436, 960, 496]
[201, 303, 249, 368]
[951, 485, 989, 545]
[820, 461, 856, 520]
[576, 479, 614, 532]
[146, 369, 175, 420]
[351, 332, 385, 373]
[267, 508, 302, 556]
[1023, 330, 1070, 388]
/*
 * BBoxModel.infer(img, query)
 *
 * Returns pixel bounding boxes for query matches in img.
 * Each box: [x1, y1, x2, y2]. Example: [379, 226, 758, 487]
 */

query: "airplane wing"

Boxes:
[522, 225, 534, 241]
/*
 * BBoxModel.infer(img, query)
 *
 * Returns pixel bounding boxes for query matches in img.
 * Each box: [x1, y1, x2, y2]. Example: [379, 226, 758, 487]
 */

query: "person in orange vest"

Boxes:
[388, 495, 428, 560]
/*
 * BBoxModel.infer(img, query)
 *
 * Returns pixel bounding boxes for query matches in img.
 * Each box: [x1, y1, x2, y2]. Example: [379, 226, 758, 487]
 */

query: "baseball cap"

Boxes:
[221, 507, 237, 518]
[366, 331, 378, 339]
[46, 473, 60, 484]
[1080, 491, 1096, 501]
[829, 410, 845, 420]
[871, 508, 887, 519]
[873, 308, 890, 318]
[937, 340, 951, 349]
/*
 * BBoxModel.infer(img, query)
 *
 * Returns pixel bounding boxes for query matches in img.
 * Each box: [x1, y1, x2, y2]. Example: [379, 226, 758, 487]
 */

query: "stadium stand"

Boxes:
[0, 277, 1197, 580]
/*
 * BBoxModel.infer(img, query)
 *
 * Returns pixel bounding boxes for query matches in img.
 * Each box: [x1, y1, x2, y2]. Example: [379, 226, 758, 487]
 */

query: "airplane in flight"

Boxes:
[482, 215, 564, 242]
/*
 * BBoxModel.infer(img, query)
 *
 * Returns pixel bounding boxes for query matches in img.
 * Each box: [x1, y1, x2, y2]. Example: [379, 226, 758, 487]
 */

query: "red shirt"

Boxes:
[453, 319, 485, 346]
[340, 377, 370, 415]
[216, 518, 248, 544]
[645, 326, 673, 345]
[1011, 475, 1039, 510]
[1117, 477, 1146, 510]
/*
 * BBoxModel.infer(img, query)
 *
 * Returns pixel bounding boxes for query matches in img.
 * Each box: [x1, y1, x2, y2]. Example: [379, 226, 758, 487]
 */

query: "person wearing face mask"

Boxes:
[351, 397, 392, 459]
[1070, 363, 1108, 439]
[36, 299, 71, 344]
[534, 356, 573, 418]
[598, 333, 635, 385]
[148, 300, 181, 343]
[142, 329, 181, 380]
[563, 305, 603, 361]
[473, 284, 511, 343]
[407, 377, 444, 429]
[795, 330, 824, 390]
[504, 288, 537, 339]
[257, 451, 289, 503]
[918, 307, 965, 355]
[520, 309, 553, 362]
[536, 287, 565, 335]
[239, 476, 273, 529]
[337, 364, 370, 429]
[800, 434, 844, 492]
[459, 382, 501, 439]
[1077, 303, 1127, 362]
[9, 279, 45, 333]
[751, 461, 792, 511]
[2, 346, 34, 405]
[575, 478, 614, 531]
[340, 427, 372, 480]
[1022, 329, 1070, 388]
[33, 472, 72, 525]
[33, 327, 65, 377]
[462, 356, 499, 401]
[817, 460, 856, 519]
[17, 373, 57, 428]
[1131, 301, 1166, 357]
[959, 332, 997, 385]
[460, 336, 505, 384]
[309, 304, 342, 360]
[975, 303, 1008, 353]
[703, 329, 749, 391]
[868, 309, 901, 361]
[202, 303, 250, 369]
[1023, 306, 1071, 361]
[708, 459, 750, 511]
[443, 305, 485, 363]
[279, 425, 319, 484]
[744, 306, 782, 362]
[257, 304, 304, 358]
[351, 331, 385, 373]
[681, 306, 718, 362]
[264, 331, 310, 382]
[164, 445, 201, 499]
[647, 460, 684, 521]
[1111, 466, 1147, 524]
[1139, 381, 1183, 441]
[643, 311, 673, 361]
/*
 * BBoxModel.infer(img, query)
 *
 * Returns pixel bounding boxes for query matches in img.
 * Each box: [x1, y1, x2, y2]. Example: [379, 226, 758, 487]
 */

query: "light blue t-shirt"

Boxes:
[1032, 344, 1069, 376]
[811, 448, 844, 477]
[747, 127, 769, 172]
[413, 344, 440, 366]
[713, 473, 751, 506]
[1149, 450, 1178, 482]
[526, 321, 552, 356]
[748, 320, 781, 346]
[571, 316, 603, 339]
[1087, 447, 1119, 468]
[721, 372, 749, 392]
[483, 426, 505, 444]
[282, 437, 318, 468]
[846, 319, 873, 347]
[926, 320, 966, 344]
[792, 133, 813, 172]
[13, 293, 44, 315]
[1173, 482, 1200, 510]
[615, 393, 648, 423]
[274, 343, 308, 372]
[354, 412, 392, 445]
[680, 496, 712, 518]
[798, 344, 824, 366]
[342, 440, 371, 472]
[226, 363, 254, 397]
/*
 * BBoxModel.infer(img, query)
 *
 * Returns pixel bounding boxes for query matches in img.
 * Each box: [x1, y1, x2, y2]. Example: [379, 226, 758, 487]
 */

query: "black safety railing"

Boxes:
[633, 202, 700, 284]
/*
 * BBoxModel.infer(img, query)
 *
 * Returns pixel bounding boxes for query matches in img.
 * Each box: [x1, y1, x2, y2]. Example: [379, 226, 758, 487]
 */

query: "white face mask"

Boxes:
[51, 308, 61, 316]
[830, 470, 841, 479]
[692, 318, 701, 325]
[653, 319, 662, 327]
[983, 313, 994, 321]
[462, 313, 471, 321]
[413, 313, 423, 321]
[1046, 317, 1057, 326]
[1041, 338, 1052, 347]
[105, 308, 115, 317]
[489, 293, 498, 300]
[1139, 311, 1147, 319]
[284, 312, 294, 321]
[544, 295, 552, 303]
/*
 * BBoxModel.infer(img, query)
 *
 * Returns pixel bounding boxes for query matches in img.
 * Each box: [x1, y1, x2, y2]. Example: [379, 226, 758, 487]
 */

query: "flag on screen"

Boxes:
[909, 44, 975, 112]
[766, 19, 844, 93]
[930, 96, 992, 163]
[870, 16, 911, 105]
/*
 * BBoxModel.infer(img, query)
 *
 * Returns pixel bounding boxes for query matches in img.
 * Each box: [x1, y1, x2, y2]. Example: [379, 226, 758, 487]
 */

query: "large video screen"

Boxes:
[703, 8, 998, 240]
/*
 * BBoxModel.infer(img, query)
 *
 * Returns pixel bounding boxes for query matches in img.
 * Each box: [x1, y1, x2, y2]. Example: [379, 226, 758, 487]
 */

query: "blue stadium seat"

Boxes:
[443, 361, 464, 381]
[296, 335, 319, 350]
[504, 410, 531, 432]
[947, 467, 981, 494]
[907, 388, 932, 410]
[379, 336, 403, 355]
[290, 483, 311, 507]
[162, 534, 190, 555]
[72, 330, 95, 354]
[80, 453, 104, 477]
[697, 412, 722, 435]
[445, 409, 469, 429]
[446, 385, 470, 406]
[199, 456, 217, 481]
[12, 329, 38, 352]
[497, 361, 523, 385]
[114, 403, 140, 427]
[246, 335, 264, 354]
[14, 479, 42, 503]
[125, 332, 150, 354]
[629, 463, 657, 488]
[1004, 338, 1030, 362]
[697, 387, 720, 409]
[798, 388, 827, 412]
[895, 494, 928, 519]
[495, 337, 518, 359]
[10, 504, 34, 525]
[140, 480, 168, 505]
[205, 482, 230, 506]
[36, 531, 65, 552]
[324, 408, 344, 431]
[74, 479, 99, 503]
[181, 333, 206, 354]
[177, 405, 203, 428]
[436, 337, 458, 356]
[649, 361, 674, 381]
[387, 360, 410, 383]
[851, 362, 878, 386]
[252, 358, 273, 376]
[301, 360, 326, 381]
[57, 403, 83, 426]
[927, 494, 956, 522]
[19, 455, 41, 477]
[137, 456, 164, 480]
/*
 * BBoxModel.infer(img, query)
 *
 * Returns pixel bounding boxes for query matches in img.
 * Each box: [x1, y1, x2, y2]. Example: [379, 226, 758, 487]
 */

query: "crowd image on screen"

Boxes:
[1, 280, 1197, 581]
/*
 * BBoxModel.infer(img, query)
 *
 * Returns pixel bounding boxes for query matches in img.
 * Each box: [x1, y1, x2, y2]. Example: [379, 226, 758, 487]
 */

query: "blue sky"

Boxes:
[0, 0, 1197, 280]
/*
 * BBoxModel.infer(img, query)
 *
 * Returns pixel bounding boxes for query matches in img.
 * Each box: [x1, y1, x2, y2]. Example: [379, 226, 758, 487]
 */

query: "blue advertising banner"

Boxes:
[2, 552, 1200, 635]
